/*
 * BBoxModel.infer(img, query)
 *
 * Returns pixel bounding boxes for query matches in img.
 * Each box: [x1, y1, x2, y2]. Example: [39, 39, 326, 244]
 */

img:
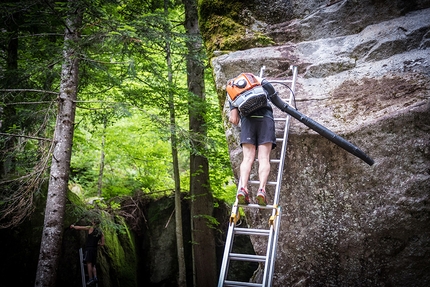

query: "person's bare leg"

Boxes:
[240, 143, 256, 189]
[87, 262, 93, 279]
[256, 143, 272, 205]
[257, 143, 272, 190]
[93, 265, 97, 280]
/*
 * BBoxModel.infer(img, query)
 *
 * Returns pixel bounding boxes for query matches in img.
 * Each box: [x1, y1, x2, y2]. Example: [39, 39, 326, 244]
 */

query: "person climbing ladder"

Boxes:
[71, 219, 105, 286]
[227, 72, 288, 206]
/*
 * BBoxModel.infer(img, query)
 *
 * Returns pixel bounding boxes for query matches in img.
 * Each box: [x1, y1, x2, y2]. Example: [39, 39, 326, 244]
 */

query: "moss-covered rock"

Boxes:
[198, 0, 274, 54]
[97, 215, 138, 287]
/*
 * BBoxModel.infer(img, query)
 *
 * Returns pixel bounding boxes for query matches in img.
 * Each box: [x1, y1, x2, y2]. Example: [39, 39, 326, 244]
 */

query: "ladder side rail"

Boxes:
[79, 248, 86, 287]
[218, 219, 237, 287]
[266, 207, 282, 287]
[268, 66, 298, 285]
[259, 66, 266, 78]
[261, 64, 291, 205]
[272, 65, 298, 206]
[264, 66, 297, 285]
[275, 65, 298, 204]
[219, 180, 244, 287]
[257, 64, 290, 206]
[290, 66, 298, 108]
[272, 116, 291, 206]
[219, 199, 242, 286]
[261, 223, 276, 287]
[261, 206, 282, 286]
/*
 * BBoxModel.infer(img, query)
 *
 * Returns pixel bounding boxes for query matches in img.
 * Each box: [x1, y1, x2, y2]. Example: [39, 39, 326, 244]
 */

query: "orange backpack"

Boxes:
[226, 73, 268, 116]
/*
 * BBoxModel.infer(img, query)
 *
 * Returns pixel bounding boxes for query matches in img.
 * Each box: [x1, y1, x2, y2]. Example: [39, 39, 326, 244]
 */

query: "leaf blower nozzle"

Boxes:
[268, 90, 374, 166]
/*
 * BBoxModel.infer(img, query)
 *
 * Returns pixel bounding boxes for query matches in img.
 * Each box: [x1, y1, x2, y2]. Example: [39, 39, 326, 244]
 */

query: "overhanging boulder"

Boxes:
[212, 6, 430, 286]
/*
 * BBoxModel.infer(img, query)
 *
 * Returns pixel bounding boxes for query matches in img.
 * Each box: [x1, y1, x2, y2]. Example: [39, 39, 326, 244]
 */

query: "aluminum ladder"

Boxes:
[218, 65, 298, 287]
[79, 247, 98, 287]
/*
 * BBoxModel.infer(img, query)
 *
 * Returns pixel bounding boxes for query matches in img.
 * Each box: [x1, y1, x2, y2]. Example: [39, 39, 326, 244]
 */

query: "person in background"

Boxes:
[71, 219, 105, 286]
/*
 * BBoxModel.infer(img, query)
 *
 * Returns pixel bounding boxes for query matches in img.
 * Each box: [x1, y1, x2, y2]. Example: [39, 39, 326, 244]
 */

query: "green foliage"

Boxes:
[71, 110, 177, 197]
[194, 213, 220, 230]
[2, 0, 237, 221]
[0, 0, 62, 182]
[203, 70, 236, 202]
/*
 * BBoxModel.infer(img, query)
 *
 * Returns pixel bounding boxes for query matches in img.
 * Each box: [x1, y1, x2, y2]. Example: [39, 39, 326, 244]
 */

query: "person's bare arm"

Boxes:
[70, 224, 90, 231]
[229, 108, 240, 126]
[99, 234, 105, 246]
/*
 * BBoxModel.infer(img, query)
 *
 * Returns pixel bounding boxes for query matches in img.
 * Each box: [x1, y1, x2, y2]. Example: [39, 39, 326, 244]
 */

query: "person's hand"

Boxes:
[229, 108, 240, 126]
[70, 225, 75, 229]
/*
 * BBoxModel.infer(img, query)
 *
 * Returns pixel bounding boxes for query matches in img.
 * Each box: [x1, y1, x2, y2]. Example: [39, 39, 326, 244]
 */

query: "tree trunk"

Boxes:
[183, 0, 217, 286]
[97, 120, 106, 196]
[164, 0, 187, 286]
[1, 4, 19, 177]
[34, 1, 82, 286]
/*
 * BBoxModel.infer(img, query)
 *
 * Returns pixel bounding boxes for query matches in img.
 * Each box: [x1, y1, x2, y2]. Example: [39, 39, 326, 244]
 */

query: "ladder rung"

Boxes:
[276, 138, 284, 142]
[234, 227, 270, 236]
[229, 253, 266, 262]
[249, 180, 277, 185]
[274, 117, 288, 121]
[223, 280, 262, 287]
[254, 159, 280, 163]
[270, 79, 293, 84]
[238, 203, 277, 210]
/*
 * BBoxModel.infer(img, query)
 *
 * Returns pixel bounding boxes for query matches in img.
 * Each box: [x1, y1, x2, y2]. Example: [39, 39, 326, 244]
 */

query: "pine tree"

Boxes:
[34, 0, 82, 285]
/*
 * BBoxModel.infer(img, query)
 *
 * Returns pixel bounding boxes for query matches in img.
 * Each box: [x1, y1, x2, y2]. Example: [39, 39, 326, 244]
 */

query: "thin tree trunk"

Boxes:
[97, 120, 106, 196]
[183, 0, 217, 286]
[1, 4, 19, 177]
[164, 0, 187, 286]
[34, 1, 81, 286]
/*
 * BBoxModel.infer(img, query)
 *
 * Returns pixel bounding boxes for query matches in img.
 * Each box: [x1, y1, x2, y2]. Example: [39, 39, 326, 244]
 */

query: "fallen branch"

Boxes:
[0, 88, 58, 95]
[0, 132, 52, 142]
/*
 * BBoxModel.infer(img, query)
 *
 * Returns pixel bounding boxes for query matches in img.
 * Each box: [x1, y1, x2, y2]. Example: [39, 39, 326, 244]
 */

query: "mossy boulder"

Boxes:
[198, 0, 274, 54]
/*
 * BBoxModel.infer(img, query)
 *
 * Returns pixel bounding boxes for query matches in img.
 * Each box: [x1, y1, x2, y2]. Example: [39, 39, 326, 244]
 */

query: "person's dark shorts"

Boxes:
[83, 247, 97, 265]
[240, 116, 276, 149]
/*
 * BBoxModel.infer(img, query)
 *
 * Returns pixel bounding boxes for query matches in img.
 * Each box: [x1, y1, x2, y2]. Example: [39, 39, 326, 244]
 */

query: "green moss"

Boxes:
[101, 216, 138, 286]
[198, 0, 274, 54]
[253, 32, 275, 46]
[204, 15, 245, 51]
[67, 189, 85, 207]
[198, 0, 243, 22]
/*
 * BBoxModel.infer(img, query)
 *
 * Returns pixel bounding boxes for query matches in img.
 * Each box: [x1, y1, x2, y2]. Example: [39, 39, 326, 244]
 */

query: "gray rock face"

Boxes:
[211, 2, 430, 286]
